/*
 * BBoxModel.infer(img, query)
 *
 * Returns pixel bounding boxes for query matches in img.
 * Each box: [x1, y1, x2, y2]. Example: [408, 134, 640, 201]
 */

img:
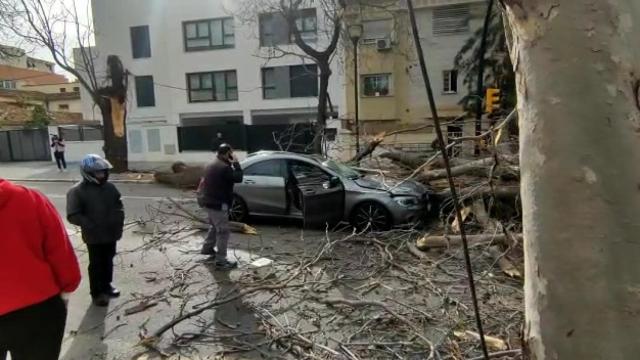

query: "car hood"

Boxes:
[353, 175, 427, 196]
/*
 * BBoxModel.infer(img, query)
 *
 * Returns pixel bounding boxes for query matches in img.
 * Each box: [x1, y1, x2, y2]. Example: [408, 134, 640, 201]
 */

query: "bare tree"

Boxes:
[235, 0, 345, 153]
[502, 0, 640, 358]
[0, 0, 129, 171]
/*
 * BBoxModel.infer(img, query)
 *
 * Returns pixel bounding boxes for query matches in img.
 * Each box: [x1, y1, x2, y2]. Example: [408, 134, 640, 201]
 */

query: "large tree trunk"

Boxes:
[503, 1, 640, 358]
[100, 100, 128, 172]
[314, 63, 331, 154]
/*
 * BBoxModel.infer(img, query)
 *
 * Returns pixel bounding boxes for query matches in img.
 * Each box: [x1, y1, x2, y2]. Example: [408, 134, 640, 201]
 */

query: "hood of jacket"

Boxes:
[0, 179, 17, 210]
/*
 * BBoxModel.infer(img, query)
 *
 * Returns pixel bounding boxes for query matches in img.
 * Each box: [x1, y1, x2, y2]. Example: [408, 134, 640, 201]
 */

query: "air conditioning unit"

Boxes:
[376, 38, 392, 51]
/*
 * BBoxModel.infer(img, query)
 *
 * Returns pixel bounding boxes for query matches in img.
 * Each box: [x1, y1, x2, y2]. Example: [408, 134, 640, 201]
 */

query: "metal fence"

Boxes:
[58, 125, 104, 142]
[0, 128, 51, 162]
[178, 123, 316, 154]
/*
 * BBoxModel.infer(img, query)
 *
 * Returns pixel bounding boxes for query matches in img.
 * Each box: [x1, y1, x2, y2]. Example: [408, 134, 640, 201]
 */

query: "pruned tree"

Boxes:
[502, 0, 640, 358]
[0, 0, 129, 171]
[234, 0, 346, 153]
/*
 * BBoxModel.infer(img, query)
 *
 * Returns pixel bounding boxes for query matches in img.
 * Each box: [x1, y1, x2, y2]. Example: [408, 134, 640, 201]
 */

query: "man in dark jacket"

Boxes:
[67, 154, 125, 306]
[198, 144, 243, 270]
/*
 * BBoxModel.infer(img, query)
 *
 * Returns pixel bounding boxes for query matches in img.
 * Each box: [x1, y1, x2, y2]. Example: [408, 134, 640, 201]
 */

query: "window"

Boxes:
[433, 4, 470, 35]
[294, 9, 317, 41]
[363, 74, 391, 96]
[135, 76, 156, 107]
[58, 104, 69, 110]
[289, 160, 330, 185]
[130, 25, 151, 58]
[129, 129, 143, 154]
[262, 64, 318, 99]
[183, 17, 234, 51]
[187, 70, 238, 102]
[147, 128, 161, 152]
[362, 19, 392, 44]
[443, 70, 458, 93]
[73, 87, 80, 92]
[259, 9, 316, 46]
[245, 160, 285, 177]
[0, 80, 16, 89]
[60, 88, 66, 93]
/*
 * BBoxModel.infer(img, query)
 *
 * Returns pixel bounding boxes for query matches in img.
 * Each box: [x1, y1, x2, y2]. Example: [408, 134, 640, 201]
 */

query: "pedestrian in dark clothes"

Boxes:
[197, 143, 243, 270]
[67, 154, 125, 307]
[0, 178, 81, 360]
[51, 135, 67, 171]
[211, 132, 224, 152]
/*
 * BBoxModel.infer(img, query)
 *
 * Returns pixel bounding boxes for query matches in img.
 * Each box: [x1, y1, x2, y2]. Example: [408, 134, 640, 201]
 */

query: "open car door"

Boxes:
[289, 160, 344, 228]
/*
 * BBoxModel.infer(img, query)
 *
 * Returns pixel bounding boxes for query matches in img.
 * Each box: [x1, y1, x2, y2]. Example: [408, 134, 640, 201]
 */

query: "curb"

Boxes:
[6, 178, 156, 184]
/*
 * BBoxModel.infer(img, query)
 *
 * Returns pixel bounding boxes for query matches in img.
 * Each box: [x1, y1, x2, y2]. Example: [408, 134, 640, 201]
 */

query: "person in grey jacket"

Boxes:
[66, 154, 124, 306]
[198, 144, 243, 270]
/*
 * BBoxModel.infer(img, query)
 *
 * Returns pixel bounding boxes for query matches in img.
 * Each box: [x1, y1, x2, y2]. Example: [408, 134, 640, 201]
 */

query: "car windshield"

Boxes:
[323, 159, 361, 179]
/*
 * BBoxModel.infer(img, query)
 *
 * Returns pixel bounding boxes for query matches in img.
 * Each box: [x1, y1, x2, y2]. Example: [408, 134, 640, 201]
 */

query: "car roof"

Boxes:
[244, 151, 325, 164]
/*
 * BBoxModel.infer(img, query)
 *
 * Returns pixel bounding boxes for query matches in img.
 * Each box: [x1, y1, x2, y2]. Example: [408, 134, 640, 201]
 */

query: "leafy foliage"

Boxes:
[454, 8, 516, 113]
[27, 104, 51, 128]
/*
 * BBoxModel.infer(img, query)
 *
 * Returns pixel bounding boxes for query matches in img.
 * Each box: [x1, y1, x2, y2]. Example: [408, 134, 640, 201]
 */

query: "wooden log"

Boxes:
[417, 154, 519, 182]
[379, 149, 426, 168]
[416, 233, 523, 250]
[154, 164, 204, 188]
[437, 185, 520, 200]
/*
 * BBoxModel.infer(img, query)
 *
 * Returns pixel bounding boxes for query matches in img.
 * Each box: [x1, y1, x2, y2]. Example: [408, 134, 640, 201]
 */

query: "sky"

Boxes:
[6, 0, 93, 79]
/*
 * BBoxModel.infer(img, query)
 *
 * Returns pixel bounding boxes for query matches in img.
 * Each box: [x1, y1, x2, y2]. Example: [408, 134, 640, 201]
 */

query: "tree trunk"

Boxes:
[503, 1, 640, 358]
[100, 100, 128, 172]
[314, 64, 331, 154]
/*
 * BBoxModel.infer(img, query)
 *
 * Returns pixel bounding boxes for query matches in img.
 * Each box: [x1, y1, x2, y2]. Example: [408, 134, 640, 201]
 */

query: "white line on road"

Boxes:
[44, 194, 195, 202]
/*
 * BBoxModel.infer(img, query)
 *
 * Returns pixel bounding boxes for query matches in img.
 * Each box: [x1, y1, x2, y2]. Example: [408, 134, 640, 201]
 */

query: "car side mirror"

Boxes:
[323, 176, 341, 189]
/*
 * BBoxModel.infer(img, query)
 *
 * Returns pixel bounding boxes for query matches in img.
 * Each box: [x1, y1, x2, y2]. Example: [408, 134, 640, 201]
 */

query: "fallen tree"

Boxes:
[418, 154, 519, 182]
[416, 233, 523, 250]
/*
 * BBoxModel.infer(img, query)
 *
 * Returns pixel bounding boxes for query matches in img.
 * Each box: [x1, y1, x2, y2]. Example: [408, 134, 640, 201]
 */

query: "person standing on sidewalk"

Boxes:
[67, 154, 125, 307]
[0, 178, 81, 360]
[51, 135, 67, 172]
[197, 144, 243, 270]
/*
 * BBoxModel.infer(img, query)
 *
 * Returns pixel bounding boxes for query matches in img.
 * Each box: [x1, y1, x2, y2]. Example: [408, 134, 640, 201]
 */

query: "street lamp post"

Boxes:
[349, 24, 363, 155]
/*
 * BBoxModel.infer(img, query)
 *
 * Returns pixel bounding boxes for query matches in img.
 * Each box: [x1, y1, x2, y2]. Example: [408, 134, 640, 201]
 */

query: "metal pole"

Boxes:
[474, 0, 495, 154]
[405, 0, 490, 358]
[353, 38, 360, 155]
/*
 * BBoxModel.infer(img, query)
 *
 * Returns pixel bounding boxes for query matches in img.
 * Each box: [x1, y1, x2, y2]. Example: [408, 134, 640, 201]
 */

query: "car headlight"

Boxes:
[393, 196, 420, 207]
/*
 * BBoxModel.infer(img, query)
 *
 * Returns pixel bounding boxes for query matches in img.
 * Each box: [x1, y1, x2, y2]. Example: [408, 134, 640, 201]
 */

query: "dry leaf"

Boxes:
[451, 206, 472, 233]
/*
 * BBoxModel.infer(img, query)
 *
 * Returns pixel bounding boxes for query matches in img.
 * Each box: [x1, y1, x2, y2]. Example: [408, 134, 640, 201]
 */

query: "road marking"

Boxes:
[44, 194, 196, 202]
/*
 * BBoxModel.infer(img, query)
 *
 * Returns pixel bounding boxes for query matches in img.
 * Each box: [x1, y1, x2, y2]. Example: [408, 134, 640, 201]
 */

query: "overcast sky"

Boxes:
[10, 0, 93, 78]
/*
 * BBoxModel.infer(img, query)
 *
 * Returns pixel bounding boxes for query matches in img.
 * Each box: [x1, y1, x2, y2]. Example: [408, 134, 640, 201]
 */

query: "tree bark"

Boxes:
[314, 63, 331, 153]
[503, 1, 640, 358]
[100, 101, 128, 172]
[417, 154, 518, 182]
[416, 233, 522, 250]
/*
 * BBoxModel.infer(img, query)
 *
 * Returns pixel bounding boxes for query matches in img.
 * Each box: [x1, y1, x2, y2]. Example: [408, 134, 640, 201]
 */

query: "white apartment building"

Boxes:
[82, 0, 345, 167]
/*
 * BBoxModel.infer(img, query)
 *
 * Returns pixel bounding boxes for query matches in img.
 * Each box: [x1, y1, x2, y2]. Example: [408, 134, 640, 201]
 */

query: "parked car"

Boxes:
[230, 151, 433, 231]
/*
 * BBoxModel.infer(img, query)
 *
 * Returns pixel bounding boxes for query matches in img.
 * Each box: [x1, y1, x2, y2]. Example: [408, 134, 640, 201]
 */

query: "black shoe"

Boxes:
[92, 294, 109, 307]
[108, 286, 120, 298]
[200, 247, 216, 256]
[215, 260, 238, 271]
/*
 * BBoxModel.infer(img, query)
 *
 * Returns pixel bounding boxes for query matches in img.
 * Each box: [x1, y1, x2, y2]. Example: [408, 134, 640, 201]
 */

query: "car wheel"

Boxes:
[350, 202, 392, 232]
[229, 195, 248, 223]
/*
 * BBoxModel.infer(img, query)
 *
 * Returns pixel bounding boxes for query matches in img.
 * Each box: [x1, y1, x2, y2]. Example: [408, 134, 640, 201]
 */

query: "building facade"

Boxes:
[343, 0, 486, 148]
[81, 0, 346, 168]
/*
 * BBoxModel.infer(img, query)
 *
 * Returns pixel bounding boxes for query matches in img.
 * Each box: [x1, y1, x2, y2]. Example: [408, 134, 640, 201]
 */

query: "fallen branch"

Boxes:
[166, 198, 257, 235]
[437, 185, 520, 200]
[417, 154, 519, 182]
[416, 233, 523, 250]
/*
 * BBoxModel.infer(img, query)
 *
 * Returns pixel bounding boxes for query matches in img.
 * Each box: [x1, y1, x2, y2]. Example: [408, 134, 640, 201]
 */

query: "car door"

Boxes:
[288, 160, 345, 228]
[236, 159, 287, 215]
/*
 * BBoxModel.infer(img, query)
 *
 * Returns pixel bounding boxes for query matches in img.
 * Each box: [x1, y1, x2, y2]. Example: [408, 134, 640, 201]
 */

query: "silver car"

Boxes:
[230, 151, 432, 230]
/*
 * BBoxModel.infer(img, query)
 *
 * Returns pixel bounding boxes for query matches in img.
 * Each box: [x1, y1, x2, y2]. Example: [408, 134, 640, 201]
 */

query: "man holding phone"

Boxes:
[197, 144, 243, 270]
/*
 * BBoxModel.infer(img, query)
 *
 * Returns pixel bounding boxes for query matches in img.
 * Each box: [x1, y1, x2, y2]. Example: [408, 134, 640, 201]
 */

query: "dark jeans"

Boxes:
[0, 296, 67, 360]
[54, 151, 66, 169]
[87, 242, 117, 298]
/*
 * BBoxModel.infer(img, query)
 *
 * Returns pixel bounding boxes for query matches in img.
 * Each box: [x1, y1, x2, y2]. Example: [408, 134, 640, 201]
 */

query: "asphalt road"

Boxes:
[20, 181, 194, 221]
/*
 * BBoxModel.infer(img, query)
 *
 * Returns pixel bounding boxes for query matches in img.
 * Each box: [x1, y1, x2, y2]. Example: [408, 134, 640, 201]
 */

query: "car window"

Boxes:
[245, 159, 284, 177]
[289, 160, 330, 185]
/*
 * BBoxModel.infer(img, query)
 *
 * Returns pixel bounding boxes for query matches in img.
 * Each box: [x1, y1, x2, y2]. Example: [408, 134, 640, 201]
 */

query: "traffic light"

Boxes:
[485, 88, 501, 114]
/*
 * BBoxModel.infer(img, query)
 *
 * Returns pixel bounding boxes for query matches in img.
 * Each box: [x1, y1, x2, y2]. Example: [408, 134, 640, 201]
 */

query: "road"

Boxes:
[13, 181, 321, 360]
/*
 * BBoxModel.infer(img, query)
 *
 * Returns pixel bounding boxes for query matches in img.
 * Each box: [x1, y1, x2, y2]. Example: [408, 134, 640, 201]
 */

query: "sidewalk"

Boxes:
[0, 161, 155, 183]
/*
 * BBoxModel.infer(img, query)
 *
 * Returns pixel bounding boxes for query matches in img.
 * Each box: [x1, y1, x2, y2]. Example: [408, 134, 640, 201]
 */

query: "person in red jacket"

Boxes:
[0, 179, 81, 360]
